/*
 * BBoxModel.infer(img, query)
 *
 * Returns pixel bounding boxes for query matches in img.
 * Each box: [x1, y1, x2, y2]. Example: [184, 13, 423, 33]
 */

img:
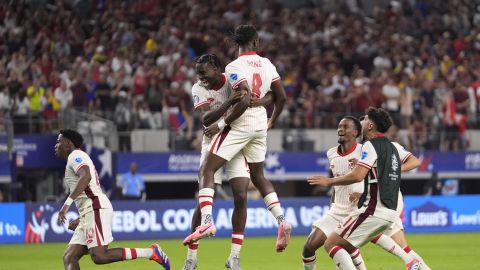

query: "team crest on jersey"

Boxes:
[230, 73, 238, 81]
[361, 151, 368, 160]
[391, 154, 399, 171]
[193, 95, 200, 103]
[75, 157, 82, 163]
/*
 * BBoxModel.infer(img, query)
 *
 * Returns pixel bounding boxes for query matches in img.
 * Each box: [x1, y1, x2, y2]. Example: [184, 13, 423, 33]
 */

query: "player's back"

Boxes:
[327, 144, 364, 215]
[226, 52, 281, 132]
[65, 149, 112, 215]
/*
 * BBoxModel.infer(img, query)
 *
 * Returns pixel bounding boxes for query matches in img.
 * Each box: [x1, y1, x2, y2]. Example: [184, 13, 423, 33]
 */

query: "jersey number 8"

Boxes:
[252, 73, 262, 98]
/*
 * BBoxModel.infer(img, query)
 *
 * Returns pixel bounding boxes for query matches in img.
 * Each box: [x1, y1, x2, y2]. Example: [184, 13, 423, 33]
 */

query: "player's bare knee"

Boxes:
[90, 252, 107, 265]
[233, 191, 247, 205]
[63, 251, 78, 266]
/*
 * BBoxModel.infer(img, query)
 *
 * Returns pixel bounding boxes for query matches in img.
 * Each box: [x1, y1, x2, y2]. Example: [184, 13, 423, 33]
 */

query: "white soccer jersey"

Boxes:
[356, 137, 411, 221]
[225, 51, 281, 132]
[327, 143, 365, 216]
[191, 73, 232, 146]
[64, 150, 112, 216]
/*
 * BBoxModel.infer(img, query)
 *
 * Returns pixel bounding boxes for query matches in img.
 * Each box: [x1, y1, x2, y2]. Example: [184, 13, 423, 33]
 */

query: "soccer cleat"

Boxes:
[149, 244, 171, 270]
[275, 221, 292, 252]
[225, 255, 241, 270]
[406, 259, 420, 270]
[182, 258, 198, 270]
[183, 222, 217, 245]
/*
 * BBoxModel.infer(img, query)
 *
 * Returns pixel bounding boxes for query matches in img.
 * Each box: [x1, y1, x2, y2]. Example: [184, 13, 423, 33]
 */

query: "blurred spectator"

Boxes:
[114, 91, 132, 151]
[120, 162, 145, 201]
[0, 0, 477, 151]
[54, 80, 73, 110]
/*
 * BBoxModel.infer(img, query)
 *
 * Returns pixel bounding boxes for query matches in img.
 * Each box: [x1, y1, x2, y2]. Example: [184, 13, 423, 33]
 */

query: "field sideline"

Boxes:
[0, 233, 477, 270]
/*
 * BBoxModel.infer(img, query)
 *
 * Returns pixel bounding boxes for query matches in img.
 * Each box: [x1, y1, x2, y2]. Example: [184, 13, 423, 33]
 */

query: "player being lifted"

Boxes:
[307, 107, 419, 270]
[183, 24, 292, 253]
[54, 129, 170, 270]
[182, 54, 252, 270]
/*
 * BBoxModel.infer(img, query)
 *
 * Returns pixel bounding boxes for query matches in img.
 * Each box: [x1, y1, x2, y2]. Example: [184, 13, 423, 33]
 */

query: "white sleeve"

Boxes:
[357, 141, 377, 169]
[68, 152, 89, 175]
[191, 84, 210, 110]
[225, 62, 247, 89]
[392, 142, 413, 163]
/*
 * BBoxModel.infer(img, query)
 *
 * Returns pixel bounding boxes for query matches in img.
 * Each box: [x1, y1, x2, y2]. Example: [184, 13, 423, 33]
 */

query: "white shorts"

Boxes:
[69, 208, 114, 249]
[335, 213, 392, 248]
[209, 127, 267, 163]
[385, 192, 404, 236]
[313, 212, 346, 237]
[200, 143, 250, 185]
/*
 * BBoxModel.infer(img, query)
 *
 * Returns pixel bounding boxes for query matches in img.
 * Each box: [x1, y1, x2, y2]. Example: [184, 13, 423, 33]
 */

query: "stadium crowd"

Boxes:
[0, 0, 479, 151]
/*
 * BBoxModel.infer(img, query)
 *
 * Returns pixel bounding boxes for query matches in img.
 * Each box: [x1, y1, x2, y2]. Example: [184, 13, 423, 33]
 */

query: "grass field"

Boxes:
[0, 233, 478, 270]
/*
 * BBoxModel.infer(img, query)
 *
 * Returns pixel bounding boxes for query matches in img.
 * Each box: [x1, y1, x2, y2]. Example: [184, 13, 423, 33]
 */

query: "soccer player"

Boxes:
[184, 24, 292, 253]
[307, 107, 420, 270]
[182, 54, 251, 270]
[302, 116, 368, 270]
[54, 129, 170, 270]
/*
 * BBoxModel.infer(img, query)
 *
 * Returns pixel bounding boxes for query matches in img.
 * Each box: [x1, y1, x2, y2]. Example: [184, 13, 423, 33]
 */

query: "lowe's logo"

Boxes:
[409, 202, 450, 227]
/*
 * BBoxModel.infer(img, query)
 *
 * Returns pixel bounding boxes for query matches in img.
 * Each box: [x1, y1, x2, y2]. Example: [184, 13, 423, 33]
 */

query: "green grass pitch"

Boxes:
[0, 233, 478, 270]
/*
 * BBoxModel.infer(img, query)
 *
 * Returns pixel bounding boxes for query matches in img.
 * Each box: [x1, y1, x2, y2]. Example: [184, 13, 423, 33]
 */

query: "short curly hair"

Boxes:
[60, 129, 84, 148]
[366, 107, 393, 133]
[343, 116, 362, 138]
[232, 25, 258, 47]
[194, 54, 222, 68]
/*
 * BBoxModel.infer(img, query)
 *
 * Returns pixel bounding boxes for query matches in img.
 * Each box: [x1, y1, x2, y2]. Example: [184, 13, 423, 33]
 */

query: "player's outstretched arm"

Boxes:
[224, 82, 251, 125]
[202, 90, 245, 127]
[268, 80, 286, 129]
[308, 165, 368, 187]
[401, 154, 420, 172]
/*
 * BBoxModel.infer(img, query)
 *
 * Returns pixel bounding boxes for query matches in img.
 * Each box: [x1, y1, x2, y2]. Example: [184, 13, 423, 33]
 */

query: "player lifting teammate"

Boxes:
[55, 129, 170, 270]
[183, 24, 292, 253]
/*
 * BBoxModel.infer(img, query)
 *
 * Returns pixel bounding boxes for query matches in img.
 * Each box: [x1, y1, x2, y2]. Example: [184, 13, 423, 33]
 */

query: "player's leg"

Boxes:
[324, 233, 358, 270]
[226, 176, 249, 269]
[372, 217, 414, 267]
[186, 128, 250, 243]
[182, 163, 223, 269]
[182, 204, 200, 269]
[390, 230, 431, 270]
[302, 228, 327, 270]
[327, 214, 393, 270]
[245, 131, 291, 252]
[63, 244, 88, 270]
[302, 213, 347, 270]
[87, 209, 170, 269]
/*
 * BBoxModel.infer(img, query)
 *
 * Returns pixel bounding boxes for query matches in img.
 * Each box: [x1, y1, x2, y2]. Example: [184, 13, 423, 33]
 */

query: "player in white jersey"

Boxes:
[184, 25, 292, 253]
[182, 54, 251, 270]
[308, 107, 420, 270]
[302, 116, 368, 270]
[55, 129, 170, 270]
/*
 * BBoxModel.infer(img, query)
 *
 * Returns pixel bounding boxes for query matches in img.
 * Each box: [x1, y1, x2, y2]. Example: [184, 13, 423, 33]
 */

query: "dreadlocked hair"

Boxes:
[232, 24, 258, 47]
